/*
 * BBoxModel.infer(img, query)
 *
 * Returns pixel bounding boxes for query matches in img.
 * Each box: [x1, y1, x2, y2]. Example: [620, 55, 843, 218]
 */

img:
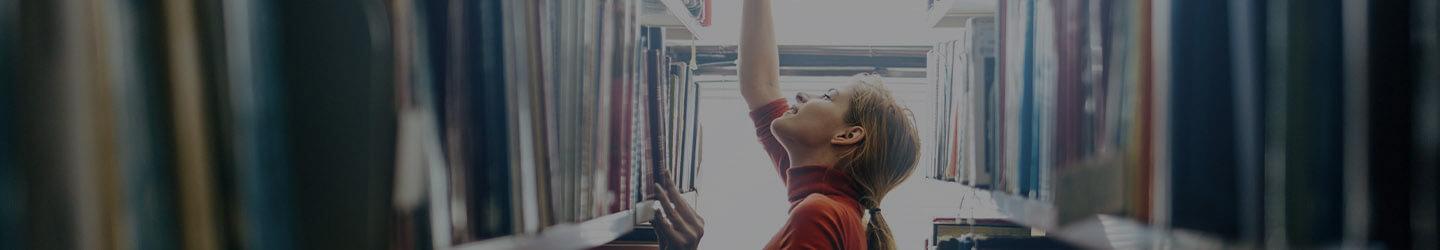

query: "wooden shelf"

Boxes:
[1052, 214, 1231, 249]
[455, 211, 637, 250]
[924, 0, 996, 28]
[641, 0, 711, 40]
[980, 188, 1228, 249]
[923, 179, 1229, 248]
[451, 192, 700, 250]
[985, 189, 1057, 230]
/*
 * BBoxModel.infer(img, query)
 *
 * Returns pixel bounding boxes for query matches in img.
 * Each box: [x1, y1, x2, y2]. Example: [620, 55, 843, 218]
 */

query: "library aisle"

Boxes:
[2, 0, 1438, 249]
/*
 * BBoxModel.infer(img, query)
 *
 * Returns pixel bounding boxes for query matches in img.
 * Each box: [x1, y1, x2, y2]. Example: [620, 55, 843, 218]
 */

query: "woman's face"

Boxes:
[772, 83, 860, 151]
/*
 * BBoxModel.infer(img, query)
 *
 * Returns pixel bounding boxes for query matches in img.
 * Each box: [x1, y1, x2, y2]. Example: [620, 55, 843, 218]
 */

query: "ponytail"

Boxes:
[861, 197, 895, 250]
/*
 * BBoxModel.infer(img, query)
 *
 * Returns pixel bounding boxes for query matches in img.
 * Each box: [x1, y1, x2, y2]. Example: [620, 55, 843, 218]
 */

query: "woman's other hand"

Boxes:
[652, 167, 704, 250]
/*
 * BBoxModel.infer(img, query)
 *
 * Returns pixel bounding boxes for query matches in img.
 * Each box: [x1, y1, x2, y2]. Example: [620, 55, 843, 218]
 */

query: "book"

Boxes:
[0, 1, 16, 248]
[683, 0, 711, 27]
[218, 1, 296, 248]
[929, 18, 997, 188]
[161, 0, 222, 247]
[1169, 0, 1241, 240]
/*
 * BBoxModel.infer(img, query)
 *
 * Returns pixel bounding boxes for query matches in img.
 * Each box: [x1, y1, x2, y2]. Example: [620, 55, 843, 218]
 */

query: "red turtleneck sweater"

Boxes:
[750, 99, 868, 250]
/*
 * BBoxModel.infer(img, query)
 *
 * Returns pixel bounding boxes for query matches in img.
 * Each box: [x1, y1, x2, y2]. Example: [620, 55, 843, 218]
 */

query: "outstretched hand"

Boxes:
[651, 167, 704, 250]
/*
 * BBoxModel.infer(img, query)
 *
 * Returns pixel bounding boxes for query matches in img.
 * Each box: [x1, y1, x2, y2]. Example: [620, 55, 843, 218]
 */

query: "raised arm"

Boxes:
[741, 0, 792, 183]
[740, 0, 783, 109]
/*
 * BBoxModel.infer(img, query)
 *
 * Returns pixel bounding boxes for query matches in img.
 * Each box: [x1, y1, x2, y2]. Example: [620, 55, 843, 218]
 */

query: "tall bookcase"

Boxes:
[925, 0, 1440, 249]
[394, 0, 715, 249]
[0, 0, 712, 249]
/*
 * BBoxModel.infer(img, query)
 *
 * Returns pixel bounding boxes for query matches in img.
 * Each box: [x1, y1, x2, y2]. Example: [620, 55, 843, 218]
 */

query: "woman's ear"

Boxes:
[831, 125, 865, 146]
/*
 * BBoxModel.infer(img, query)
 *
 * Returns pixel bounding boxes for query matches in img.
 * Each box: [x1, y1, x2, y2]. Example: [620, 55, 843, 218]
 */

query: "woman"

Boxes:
[650, 0, 921, 249]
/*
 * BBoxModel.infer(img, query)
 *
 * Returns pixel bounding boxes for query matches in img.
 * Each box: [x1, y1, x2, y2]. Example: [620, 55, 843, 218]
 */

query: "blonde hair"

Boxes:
[834, 73, 921, 250]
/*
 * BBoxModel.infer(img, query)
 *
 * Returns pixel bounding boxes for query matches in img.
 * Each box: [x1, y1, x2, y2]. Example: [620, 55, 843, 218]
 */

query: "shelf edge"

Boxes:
[455, 210, 636, 250]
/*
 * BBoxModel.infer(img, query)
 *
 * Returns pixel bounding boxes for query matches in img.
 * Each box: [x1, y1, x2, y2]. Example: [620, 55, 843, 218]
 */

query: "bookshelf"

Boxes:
[925, 0, 1440, 249]
[921, 0, 1193, 247]
[641, 0, 712, 40]
[924, 0, 996, 28]
[928, 180, 1226, 249]
[454, 211, 636, 250]
[389, 0, 708, 249]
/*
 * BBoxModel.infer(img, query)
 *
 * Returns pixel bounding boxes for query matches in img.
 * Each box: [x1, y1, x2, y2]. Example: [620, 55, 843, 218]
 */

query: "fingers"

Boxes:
[657, 167, 702, 225]
[662, 178, 703, 228]
[655, 167, 704, 249]
[653, 184, 688, 230]
[653, 184, 697, 244]
[662, 174, 684, 203]
[651, 196, 682, 247]
[657, 167, 705, 239]
[653, 214, 679, 247]
[659, 165, 677, 187]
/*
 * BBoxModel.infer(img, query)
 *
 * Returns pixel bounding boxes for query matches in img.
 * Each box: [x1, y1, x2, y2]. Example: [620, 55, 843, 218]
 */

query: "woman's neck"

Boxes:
[787, 146, 839, 167]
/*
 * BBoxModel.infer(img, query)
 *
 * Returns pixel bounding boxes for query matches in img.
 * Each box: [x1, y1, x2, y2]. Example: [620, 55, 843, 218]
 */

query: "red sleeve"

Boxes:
[749, 98, 791, 185]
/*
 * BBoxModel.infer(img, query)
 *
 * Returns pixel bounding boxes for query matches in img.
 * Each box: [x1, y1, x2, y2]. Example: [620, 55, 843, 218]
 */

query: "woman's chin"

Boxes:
[771, 117, 795, 134]
[774, 114, 802, 129]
